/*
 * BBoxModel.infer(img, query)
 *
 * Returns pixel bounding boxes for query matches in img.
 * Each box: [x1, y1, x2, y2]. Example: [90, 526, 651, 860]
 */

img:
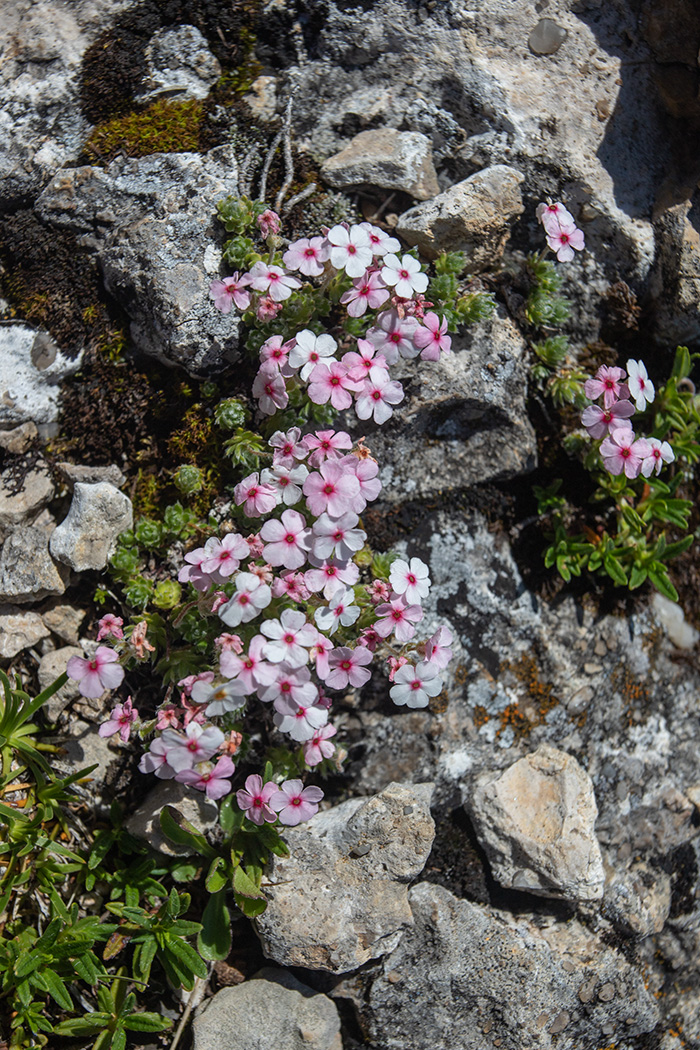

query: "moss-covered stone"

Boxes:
[82, 98, 205, 165]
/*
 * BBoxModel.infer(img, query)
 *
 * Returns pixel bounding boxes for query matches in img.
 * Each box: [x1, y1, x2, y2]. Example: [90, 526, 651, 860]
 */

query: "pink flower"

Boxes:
[139, 738, 176, 779]
[283, 236, 331, 277]
[303, 460, 361, 518]
[545, 224, 585, 262]
[584, 366, 630, 409]
[351, 455, 382, 504]
[248, 260, 301, 302]
[424, 626, 453, 670]
[307, 361, 361, 411]
[261, 462, 309, 506]
[96, 614, 124, 642]
[155, 704, 179, 731]
[626, 359, 655, 411]
[252, 362, 289, 416]
[260, 335, 294, 377]
[259, 664, 318, 706]
[271, 569, 311, 601]
[314, 586, 361, 635]
[355, 367, 404, 424]
[599, 427, 651, 478]
[129, 621, 155, 660]
[309, 632, 334, 679]
[365, 309, 419, 363]
[270, 427, 307, 467]
[374, 596, 423, 643]
[289, 330, 337, 381]
[234, 472, 279, 517]
[303, 724, 337, 767]
[381, 254, 428, 298]
[246, 533, 265, 558]
[311, 512, 366, 562]
[256, 296, 282, 322]
[66, 646, 124, 699]
[273, 695, 329, 741]
[327, 224, 373, 278]
[340, 269, 390, 317]
[358, 222, 400, 257]
[237, 774, 277, 824]
[216, 633, 244, 653]
[200, 532, 249, 577]
[261, 608, 318, 667]
[178, 546, 217, 592]
[209, 273, 251, 313]
[390, 661, 443, 708]
[342, 339, 388, 383]
[412, 312, 451, 360]
[218, 572, 272, 627]
[581, 400, 635, 439]
[389, 557, 431, 604]
[367, 579, 391, 605]
[178, 671, 215, 698]
[536, 201, 575, 231]
[388, 655, 408, 682]
[176, 756, 236, 800]
[641, 437, 674, 477]
[160, 722, 225, 773]
[220, 634, 276, 693]
[257, 209, 281, 238]
[259, 508, 312, 570]
[326, 646, 373, 690]
[269, 779, 324, 825]
[302, 429, 353, 469]
[305, 556, 359, 599]
[98, 697, 138, 743]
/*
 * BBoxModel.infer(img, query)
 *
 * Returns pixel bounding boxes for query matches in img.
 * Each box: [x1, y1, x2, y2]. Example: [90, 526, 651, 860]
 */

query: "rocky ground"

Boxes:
[2, 1, 700, 1048]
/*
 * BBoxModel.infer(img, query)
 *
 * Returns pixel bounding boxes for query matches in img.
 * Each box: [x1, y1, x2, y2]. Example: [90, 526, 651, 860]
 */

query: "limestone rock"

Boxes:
[0, 605, 50, 658]
[604, 861, 672, 938]
[193, 969, 342, 1050]
[56, 462, 126, 489]
[0, 421, 38, 454]
[125, 779, 219, 857]
[0, 326, 82, 428]
[364, 883, 659, 1049]
[35, 146, 242, 374]
[37, 645, 84, 721]
[0, 517, 68, 604]
[40, 602, 85, 644]
[353, 308, 536, 503]
[321, 128, 439, 200]
[652, 593, 700, 649]
[650, 204, 700, 345]
[466, 744, 605, 902]
[256, 782, 435, 973]
[50, 482, 133, 572]
[0, 461, 54, 539]
[137, 25, 221, 102]
[395, 165, 524, 265]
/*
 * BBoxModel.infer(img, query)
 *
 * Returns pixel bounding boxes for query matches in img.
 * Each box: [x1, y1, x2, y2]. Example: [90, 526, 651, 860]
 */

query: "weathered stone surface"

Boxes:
[137, 25, 221, 102]
[56, 462, 126, 489]
[0, 604, 49, 658]
[0, 421, 38, 454]
[37, 645, 83, 721]
[51, 716, 120, 804]
[650, 203, 700, 344]
[50, 482, 133, 572]
[0, 461, 54, 540]
[466, 744, 605, 902]
[395, 166, 524, 265]
[364, 883, 659, 1050]
[0, 516, 68, 604]
[35, 146, 242, 374]
[125, 779, 219, 857]
[652, 592, 700, 649]
[603, 861, 671, 938]
[353, 309, 536, 503]
[256, 782, 435, 973]
[193, 969, 342, 1050]
[0, 326, 81, 427]
[40, 602, 85, 644]
[321, 129, 439, 200]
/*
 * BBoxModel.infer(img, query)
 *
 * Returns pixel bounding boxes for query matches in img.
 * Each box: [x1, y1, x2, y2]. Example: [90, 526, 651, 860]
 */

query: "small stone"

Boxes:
[243, 75, 278, 122]
[0, 519, 68, 604]
[594, 639, 606, 656]
[321, 129, 440, 201]
[40, 602, 85, 644]
[56, 462, 126, 489]
[598, 982, 615, 1002]
[596, 98, 611, 121]
[584, 662, 603, 674]
[528, 18, 568, 55]
[0, 325, 82, 428]
[50, 482, 133, 572]
[125, 779, 219, 857]
[0, 421, 38, 454]
[0, 604, 50, 658]
[549, 1010, 570, 1034]
[578, 976, 597, 1003]
[37, 645, 83, 721]
[652, 593, 699, 649]
[0, 461, 54, 537]
[138, 25, 221, 102]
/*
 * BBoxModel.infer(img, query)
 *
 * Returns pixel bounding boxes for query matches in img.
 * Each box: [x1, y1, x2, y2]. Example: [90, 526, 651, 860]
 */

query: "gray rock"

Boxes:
[256, 782, 435, 973]
[0, 461, 54, 539]
[528, 18, 568, 56]
[50, 482, 133, 572]
[35, 146, 242, 374]
[37, 645, 84, 721]
[650, 203, 700, 345]
[0, 421, 38, 454]
[0, 604, 50, 658]
[465, 744, 605, 902]
[137, 25, 221, 102]
[56, 462, 126, 489]
[321, 128, 439, 200]
[0, 326, 82, 427]
[0, 515, 68, 604]
[355, 308, 536, 503]
[395, 165, 524, 266]
[603, 861, 672, 938]
[193, 969, 342, 1050]
[243, 75, 278, 123]
[51, 716, 120, 806]
[125, 778, 219, 857]
[40, 601, 86, 644]
[364, 883, 659, 1049]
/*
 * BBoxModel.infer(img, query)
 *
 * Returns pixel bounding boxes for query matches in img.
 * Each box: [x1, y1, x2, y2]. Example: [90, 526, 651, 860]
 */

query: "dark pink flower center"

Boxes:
[410, 680, 421, 690]
[285, 534, 296, 544]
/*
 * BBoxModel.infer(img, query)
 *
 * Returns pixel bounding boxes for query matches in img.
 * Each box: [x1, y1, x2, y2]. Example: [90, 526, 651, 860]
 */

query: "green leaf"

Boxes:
[198, 890, 232, 961]
[647, 566, 679, 602]
[235, 894, 268, 918]
[629, 565, 648, 590]
[54, 1015, 112, 1036]
[132, 937, 157, 985]
[159, 806, 217, 859]
[603, 554, 628, 586]
[205, 856, 228, 894]
[163, 935, 208, 979]
[122, 1013, 173, 1032]
[233, 864, 265, 900]
[110, 1027, 127, 1050]
[42, 968, 74, 1011]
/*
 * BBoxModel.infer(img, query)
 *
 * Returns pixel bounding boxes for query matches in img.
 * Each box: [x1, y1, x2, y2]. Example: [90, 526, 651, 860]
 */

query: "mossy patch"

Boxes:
[82, 98, 205, 165]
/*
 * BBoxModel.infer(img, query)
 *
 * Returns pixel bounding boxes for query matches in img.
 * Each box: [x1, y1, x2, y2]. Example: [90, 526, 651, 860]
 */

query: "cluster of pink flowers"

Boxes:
[536, 201, 585, 262]
[210, 217, 453, 426]
[582, 361, 674, 478]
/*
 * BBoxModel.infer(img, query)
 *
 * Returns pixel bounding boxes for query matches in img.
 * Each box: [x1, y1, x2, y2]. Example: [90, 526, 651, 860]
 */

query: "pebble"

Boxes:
[549, 1010, 570, 1034]
[584, 662, 603, 675]
[598, 982, 616, 1002]
[528, 18, 568, 55]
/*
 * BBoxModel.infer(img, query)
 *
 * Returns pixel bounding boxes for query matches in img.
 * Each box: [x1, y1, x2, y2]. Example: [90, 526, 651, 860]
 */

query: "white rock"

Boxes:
[138, 25, 221, 102]
[652, 593, 699, 650]
[321, 128, 440, 200]
[0, 326, 82, 427]
[37, 645, 83, 721]
[50, 482, 132, 572]
[0, 460, 54, 539]
[0, 604, 50, 658]
[125, 779, 219, 857]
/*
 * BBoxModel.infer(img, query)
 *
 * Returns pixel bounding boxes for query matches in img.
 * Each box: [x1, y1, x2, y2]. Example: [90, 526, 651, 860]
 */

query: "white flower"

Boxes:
[380, 254, 428, 298]
[218, 573, 272, 628]
[626, 359, 655, 411]
[314, 587, 361, 635]
[390, 661, 442, 709]
[289, 329, 338, 381]
[327, 224, 373, 278]
[389, 557, 431, 605]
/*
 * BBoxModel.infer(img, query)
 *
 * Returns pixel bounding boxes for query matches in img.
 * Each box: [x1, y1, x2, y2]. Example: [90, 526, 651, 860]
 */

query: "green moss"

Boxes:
[83, 98, 205, 165]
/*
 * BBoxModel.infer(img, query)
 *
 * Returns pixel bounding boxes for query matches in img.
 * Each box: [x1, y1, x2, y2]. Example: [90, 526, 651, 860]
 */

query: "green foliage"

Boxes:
[215, 397, 249, 430]
[525, 254, 571, 327]
[223, 427, 269, 470]
[173, 463, 204, 495]
[83, 98, 204, 166]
